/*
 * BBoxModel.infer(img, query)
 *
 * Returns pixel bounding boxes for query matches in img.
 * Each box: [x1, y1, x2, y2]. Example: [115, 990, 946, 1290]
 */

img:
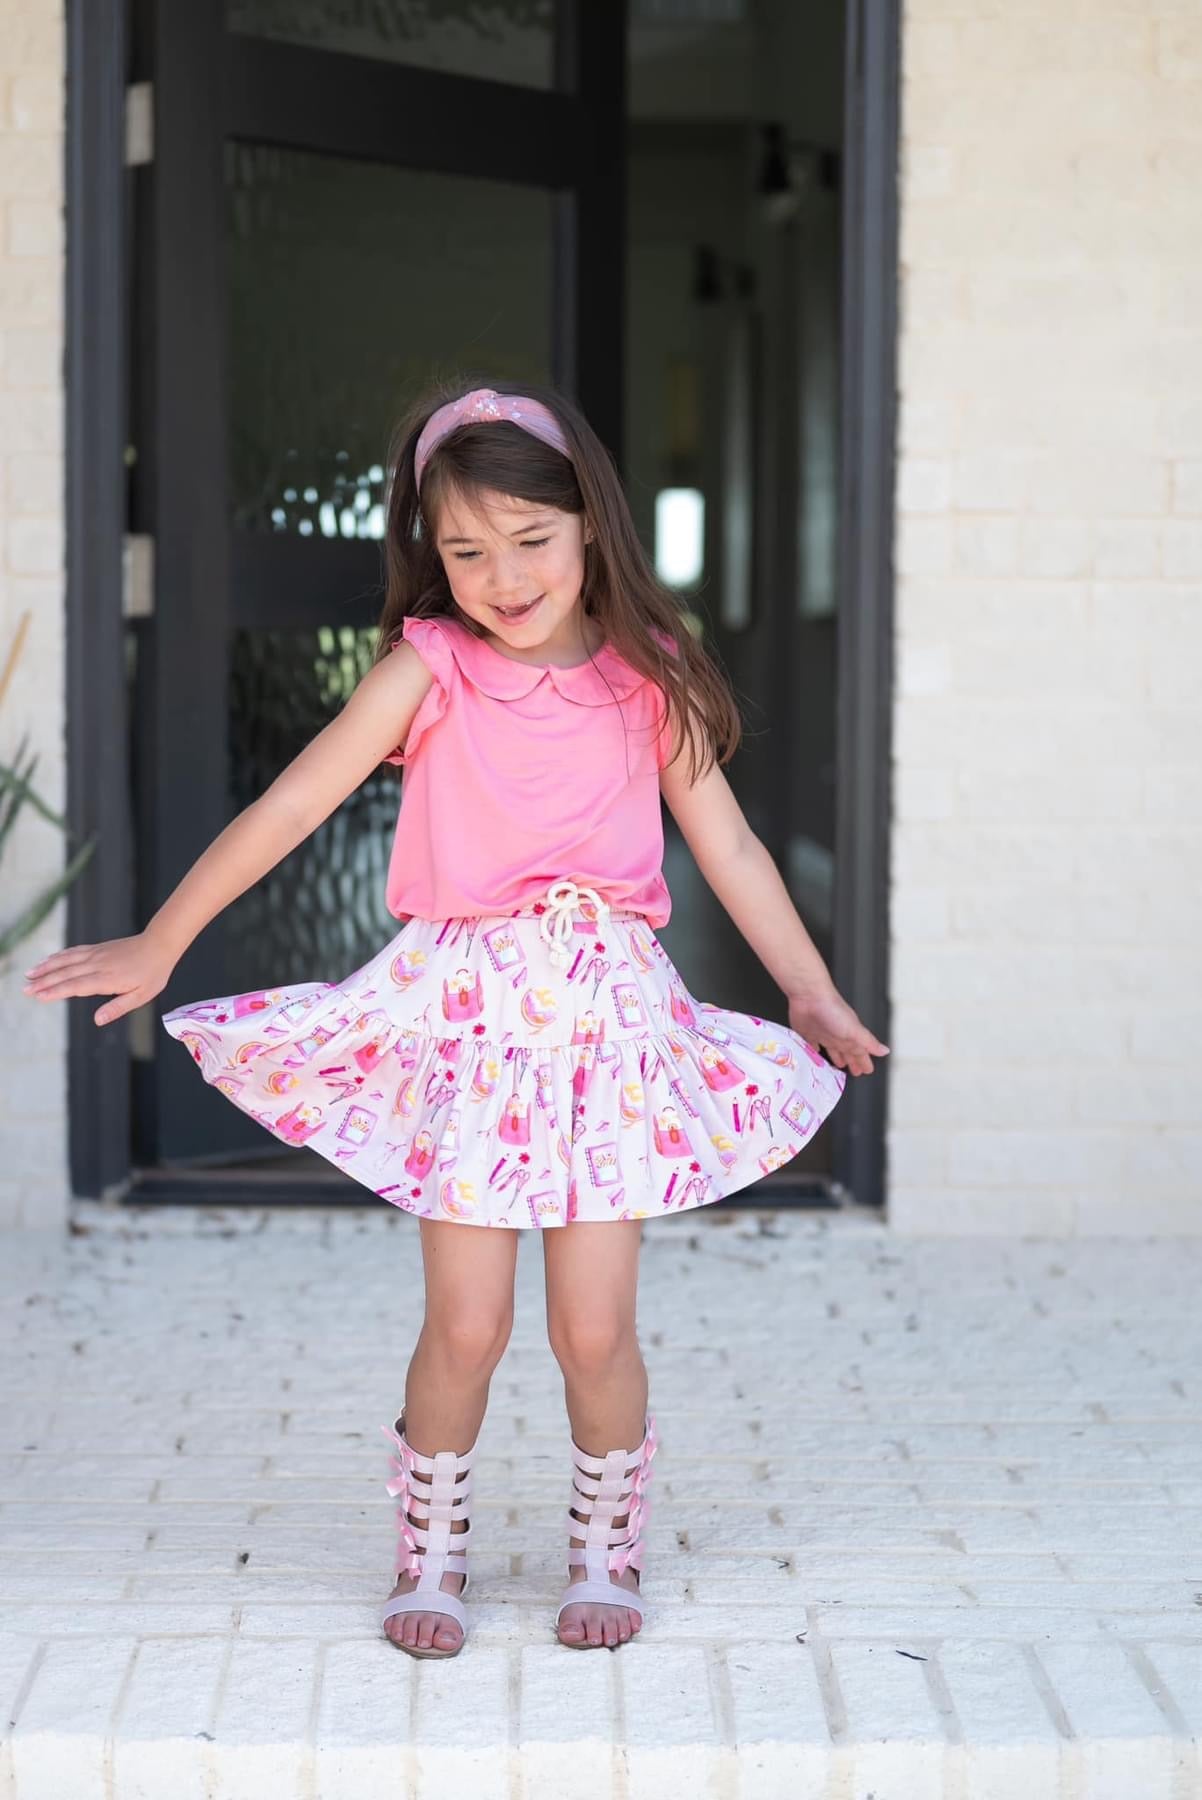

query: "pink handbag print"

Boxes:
[699, 1045, 744, 1092]
[669, 986, 696, 1028]
[232, 990, 275, 1019]
[275, 1102, 324, 1145]
[442, 968, 485, 1022]
[653, 1108, 693, 1158]
[572, 1043, 598, 1102]
[405, 1130, 435, 1177]
[353, 1034, 388, 1074]
[498, 1095, 531, 1145]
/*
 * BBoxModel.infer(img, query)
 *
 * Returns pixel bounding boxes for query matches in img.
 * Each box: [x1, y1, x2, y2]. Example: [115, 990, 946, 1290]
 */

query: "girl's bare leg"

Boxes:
[384, 1216, 518, 1654]
[543, 1219, 648, 1649]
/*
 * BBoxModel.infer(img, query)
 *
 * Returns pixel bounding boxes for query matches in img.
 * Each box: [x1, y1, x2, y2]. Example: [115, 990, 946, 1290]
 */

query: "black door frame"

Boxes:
[65, 0, 899, 1208]
[127, 0, 625, 1170]
[831, 0, 899, 1210]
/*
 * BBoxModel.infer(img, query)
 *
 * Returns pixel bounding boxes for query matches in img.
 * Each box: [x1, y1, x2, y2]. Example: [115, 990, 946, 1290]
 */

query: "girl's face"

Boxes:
[433, 486, 593, 658]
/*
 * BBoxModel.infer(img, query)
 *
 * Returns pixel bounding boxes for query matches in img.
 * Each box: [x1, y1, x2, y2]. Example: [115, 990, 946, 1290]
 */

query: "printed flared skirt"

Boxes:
[160, 882, 846, 1228]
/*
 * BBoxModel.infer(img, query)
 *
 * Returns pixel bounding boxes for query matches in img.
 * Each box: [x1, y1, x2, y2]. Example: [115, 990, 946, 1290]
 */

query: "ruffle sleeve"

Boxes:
[649, 624, 680, 770]
[381, 616, 456, 765]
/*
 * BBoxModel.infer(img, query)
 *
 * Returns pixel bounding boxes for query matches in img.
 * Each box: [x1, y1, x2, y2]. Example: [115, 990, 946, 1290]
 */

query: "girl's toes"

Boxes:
[433, 1622, 461, 1651]
[560, 1618, 584, 1642]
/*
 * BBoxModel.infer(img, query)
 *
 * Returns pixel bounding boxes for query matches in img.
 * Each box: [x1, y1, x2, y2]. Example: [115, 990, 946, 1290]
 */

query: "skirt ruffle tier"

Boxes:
[160, 898, 846, 1228]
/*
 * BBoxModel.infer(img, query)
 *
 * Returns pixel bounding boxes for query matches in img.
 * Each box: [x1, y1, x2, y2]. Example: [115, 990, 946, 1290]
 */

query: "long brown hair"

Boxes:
[373, 374, 742, 780]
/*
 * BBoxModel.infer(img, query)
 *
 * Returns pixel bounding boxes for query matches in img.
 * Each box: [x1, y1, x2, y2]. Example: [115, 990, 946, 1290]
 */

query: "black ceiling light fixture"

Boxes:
[692, 245, 757, 306]
[757, 122, 842, 227]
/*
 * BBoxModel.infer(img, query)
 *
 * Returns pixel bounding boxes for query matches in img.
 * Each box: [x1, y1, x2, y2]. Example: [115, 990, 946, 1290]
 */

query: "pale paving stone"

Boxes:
[4, 1208, 1202, 1789]
[412, 1646, 513, 1800]
[110, 1637, 227, 1800]
[826, 1640, 946, 1793]
[617, 1644, 730, 1800]
[210, 1640, 319, 1800]
[1035, 1643, 1183, 1800]
[937, 1642, 1062, 1800]
[9, 1637, 138, 1800]
[723, 1642, 831, 1799]
[518, 1644, 615, 1798]
[311, 1640, 417, 1800]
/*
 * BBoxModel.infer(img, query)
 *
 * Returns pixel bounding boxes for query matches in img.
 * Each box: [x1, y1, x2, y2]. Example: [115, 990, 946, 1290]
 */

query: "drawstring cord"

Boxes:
[538, 880, 611, 968]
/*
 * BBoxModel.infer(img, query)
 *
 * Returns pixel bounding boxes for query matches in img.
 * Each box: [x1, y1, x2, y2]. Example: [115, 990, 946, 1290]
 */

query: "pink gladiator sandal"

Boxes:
[379, 1409, 477, 1658]
[555, 1414, 658, 1647]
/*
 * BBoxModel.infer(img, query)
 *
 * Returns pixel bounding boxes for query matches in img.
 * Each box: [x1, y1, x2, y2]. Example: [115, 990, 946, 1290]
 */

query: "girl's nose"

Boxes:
[490, 554, 527, 594]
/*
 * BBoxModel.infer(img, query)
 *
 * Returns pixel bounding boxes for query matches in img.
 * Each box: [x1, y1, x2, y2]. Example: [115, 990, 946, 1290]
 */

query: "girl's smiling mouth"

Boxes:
[493, 595, 543, 621]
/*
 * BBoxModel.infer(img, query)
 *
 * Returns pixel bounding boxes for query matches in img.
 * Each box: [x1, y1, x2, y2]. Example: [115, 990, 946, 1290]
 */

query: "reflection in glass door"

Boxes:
[133, 2, 624, 1170]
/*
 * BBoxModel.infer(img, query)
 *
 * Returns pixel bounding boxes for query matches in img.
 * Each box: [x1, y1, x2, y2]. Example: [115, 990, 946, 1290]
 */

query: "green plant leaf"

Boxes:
[0, 757, 67, 832]
[0, 837, 97, 959]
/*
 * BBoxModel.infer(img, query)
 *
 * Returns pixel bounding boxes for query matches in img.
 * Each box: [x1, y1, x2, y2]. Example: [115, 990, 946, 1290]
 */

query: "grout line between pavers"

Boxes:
[301, 1640, 324, 1800]
[610, 1641, 628, 1800]
[102, 1638, 142, 1800]
[704, 1644, 739, 1800]
[3, 1640, 46, 1761]
[1122, 1640, 1194, 1742]
[507, 1645, 523, 1800]
[407, 1642, 421, 1800]
[806, 1601, 849, 1750]
[1021, 1638, 1080, 1800]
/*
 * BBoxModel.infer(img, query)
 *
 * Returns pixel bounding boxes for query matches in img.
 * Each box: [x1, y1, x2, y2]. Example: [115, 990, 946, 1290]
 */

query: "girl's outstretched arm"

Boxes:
[659, 742, 889, 1077]
[22, 642, 433, 1027]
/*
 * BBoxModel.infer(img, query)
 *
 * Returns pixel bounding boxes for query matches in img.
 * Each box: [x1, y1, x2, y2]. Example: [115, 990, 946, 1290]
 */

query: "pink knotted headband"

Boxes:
[413, 387, 572, 491]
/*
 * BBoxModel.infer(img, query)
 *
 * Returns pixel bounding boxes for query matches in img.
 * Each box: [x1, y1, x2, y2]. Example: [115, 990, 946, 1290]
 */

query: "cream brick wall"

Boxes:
[0, 0, 67, 1230]
[890, 0, 1202, 1233]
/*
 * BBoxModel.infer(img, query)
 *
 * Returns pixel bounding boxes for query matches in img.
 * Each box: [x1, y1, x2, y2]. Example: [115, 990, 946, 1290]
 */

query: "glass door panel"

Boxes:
[228, 144, 553, 534]
[227, 0, 557, 89]
[142, 3, 624, 1169]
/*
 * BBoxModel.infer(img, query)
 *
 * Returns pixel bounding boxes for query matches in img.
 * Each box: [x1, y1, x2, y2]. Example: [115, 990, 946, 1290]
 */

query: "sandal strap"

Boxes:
[566, 1413, 658, 1581]
[555, 1577, 646, 1625]
[381, 1410, 477, 1583]
[381, 1588, 468, 1633]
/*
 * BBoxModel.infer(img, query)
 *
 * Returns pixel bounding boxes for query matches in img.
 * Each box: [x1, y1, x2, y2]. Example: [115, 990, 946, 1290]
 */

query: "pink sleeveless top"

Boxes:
[383, 615, 673, 927]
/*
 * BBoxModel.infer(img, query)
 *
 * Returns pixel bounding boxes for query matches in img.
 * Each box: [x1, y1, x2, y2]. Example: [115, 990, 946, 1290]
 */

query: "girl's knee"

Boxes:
[547, 1312, 638, 1377]
[423, 1306, 513, 1375]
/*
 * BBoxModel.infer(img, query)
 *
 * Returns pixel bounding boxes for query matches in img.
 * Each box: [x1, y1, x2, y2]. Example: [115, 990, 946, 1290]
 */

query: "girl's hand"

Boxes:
[22, 931, 177, 1028]
[788, 984, 890, 1077]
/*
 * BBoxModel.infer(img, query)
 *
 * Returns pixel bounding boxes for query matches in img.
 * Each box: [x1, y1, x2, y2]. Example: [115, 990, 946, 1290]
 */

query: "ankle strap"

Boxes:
[567, 1414, 658, 1579]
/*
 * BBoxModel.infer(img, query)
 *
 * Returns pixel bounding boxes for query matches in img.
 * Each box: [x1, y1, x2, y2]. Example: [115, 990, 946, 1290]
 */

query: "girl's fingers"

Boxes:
[24, 956, 100, 994]
[27, 977, 105, 1001]
[95, 996, 139, 1027]
[25, 946, 95, 975]
[27, 968, 125, 1003]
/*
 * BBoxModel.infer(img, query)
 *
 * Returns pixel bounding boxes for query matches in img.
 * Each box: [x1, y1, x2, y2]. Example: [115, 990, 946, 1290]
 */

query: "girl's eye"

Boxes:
[452, 537, 551, 562]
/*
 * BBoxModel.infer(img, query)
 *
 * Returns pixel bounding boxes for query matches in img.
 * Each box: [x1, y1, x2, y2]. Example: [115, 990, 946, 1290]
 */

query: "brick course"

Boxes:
[891, 0, 1202, 1232]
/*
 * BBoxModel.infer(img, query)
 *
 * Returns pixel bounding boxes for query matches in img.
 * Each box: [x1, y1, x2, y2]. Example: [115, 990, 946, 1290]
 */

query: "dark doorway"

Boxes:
[125, 1, 625, 1171]
[624, 2, 848, 1188]
[67, 0, 896, 1209]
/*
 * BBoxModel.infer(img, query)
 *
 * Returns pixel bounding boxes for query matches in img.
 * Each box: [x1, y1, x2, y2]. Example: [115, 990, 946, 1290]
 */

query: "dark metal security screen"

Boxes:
[128, 1, 626, 1171]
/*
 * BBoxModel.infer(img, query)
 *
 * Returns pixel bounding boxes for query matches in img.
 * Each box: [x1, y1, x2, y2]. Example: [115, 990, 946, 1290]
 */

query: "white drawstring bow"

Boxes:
[538, 880, 611, 968]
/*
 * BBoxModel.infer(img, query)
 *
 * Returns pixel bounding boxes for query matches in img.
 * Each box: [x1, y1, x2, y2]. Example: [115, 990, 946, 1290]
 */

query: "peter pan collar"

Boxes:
[438, 616, 647, 706]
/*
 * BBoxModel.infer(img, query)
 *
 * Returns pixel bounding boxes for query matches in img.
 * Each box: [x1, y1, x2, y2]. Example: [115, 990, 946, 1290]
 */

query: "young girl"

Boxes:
[23, 379, 888, 1659]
